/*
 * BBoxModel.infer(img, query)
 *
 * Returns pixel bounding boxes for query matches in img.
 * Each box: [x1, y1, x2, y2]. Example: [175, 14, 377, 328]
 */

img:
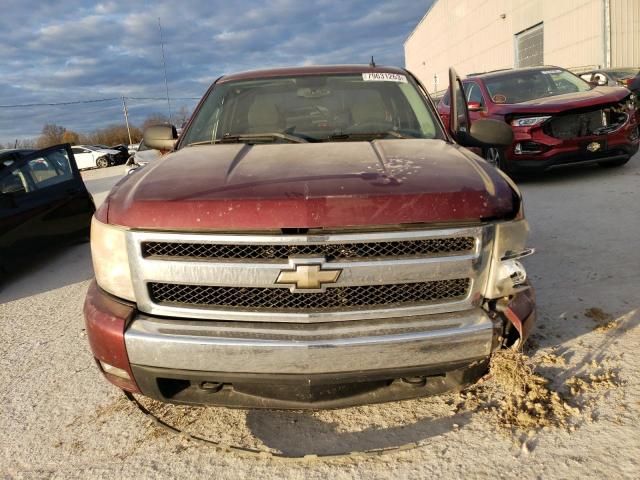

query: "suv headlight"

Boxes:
[485, 219, 534, 299]
[511, 116, 551, 127]
[90, 217, 135, 301]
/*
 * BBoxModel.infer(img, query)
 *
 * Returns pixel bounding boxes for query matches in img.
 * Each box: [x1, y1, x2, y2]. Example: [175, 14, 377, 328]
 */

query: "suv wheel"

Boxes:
[484, 147, 507, 170]
[96, 156, 109, 168]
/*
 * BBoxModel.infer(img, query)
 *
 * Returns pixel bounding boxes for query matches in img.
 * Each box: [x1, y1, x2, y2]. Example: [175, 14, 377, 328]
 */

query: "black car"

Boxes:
[0, 144, 95, 272]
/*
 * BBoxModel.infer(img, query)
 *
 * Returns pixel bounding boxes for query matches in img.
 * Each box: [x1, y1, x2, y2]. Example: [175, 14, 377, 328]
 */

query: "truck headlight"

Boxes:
[485, 219, 534, 298]
[90, 217, 135, 301]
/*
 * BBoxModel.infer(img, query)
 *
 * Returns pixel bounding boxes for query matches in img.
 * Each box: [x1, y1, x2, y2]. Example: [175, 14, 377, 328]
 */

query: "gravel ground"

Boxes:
[1, 157, 639, 479]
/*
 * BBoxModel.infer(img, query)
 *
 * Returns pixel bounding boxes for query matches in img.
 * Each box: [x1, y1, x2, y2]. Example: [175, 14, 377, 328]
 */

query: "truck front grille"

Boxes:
[141, 237, 476, 260]
[129, 226, 489, 322]
[148, 279, 471, 312]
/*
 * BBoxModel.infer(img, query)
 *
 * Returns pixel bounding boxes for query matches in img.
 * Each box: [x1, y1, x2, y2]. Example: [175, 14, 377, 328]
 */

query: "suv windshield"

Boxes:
[180, 73, 442, 146]
[484, 68, 592, 104]
[607, 69, 639, 80]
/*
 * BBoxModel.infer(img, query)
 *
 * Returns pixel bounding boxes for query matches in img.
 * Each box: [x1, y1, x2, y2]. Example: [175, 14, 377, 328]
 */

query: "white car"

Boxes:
[70, 145, 119, 170]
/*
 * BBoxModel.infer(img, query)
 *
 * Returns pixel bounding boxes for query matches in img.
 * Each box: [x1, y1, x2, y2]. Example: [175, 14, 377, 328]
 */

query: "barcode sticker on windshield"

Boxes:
[541, 69, 562, 74]
[362, 73, 408, 83]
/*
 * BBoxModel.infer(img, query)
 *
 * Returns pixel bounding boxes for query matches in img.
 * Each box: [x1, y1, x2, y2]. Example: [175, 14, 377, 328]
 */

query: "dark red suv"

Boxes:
[438, 66, 639, 174]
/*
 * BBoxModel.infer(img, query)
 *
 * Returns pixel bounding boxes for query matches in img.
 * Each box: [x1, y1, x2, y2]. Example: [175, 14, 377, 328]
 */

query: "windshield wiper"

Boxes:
[218, 132, 308, 144]
[326, 131, 415, 141]
[186, 132, 308, 147]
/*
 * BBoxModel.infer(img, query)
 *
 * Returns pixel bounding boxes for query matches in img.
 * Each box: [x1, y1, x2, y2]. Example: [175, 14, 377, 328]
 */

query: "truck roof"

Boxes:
[218, 64, 407, 83]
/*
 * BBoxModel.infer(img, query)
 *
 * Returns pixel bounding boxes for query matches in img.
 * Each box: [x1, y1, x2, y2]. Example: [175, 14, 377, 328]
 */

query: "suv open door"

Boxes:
[0, 144, 95, 271]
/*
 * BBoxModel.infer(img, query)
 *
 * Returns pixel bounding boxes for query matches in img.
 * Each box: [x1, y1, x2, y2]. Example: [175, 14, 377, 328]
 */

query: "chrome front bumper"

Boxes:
[125, 308, 496, 376]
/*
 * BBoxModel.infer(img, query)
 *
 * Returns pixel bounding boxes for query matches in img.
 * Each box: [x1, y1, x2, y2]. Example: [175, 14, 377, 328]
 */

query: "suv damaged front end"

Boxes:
[507, 96, 639, 171]
[84, 66, 535, 408]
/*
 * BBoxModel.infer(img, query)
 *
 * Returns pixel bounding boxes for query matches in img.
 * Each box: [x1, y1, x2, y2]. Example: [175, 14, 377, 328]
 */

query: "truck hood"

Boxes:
[493, 86, 630, 115]
[106, 139, 517, 230]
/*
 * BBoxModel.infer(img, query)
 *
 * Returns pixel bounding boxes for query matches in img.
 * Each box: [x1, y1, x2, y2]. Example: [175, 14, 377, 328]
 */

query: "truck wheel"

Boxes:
[96, 156, 109, 168]
[598, 157, 630, 168]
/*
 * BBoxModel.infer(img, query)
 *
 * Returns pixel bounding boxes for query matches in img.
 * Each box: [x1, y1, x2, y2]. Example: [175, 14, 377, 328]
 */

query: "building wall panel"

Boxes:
[610, 0, 640, 67]
[405, 0, 617, 92]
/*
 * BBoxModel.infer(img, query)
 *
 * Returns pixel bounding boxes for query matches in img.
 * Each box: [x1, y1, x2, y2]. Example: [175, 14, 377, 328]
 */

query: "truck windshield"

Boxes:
[484, 68, 592, 104]
[180, 73, 442, 146]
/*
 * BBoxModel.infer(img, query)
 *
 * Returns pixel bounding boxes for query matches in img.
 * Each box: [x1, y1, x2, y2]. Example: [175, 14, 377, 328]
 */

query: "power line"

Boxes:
[127, 97, 200, 101]
[0, 97, 119, 108]
[0, 96, 200, 109]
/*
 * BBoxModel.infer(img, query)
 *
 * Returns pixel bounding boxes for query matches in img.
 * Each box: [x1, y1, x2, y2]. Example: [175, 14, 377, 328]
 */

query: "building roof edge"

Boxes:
[403, 0, 440, 46]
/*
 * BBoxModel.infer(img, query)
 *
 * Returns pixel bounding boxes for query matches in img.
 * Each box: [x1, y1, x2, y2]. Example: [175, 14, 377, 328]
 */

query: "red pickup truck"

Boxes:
[84, 65, 535, 408]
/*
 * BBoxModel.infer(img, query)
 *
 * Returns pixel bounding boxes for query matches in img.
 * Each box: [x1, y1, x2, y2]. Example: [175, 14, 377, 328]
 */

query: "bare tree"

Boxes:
[81, 124, 142, 146]
[37, 124, 66, 148]
[62, 130, 80, 145]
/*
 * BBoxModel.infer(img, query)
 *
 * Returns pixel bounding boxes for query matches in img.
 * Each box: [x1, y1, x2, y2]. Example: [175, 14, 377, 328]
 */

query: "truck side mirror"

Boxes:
[143, 124, 178, 151]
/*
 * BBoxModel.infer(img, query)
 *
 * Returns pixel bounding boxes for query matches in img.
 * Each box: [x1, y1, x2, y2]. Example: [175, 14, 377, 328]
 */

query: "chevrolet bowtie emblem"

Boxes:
[276, 261, 341, 291]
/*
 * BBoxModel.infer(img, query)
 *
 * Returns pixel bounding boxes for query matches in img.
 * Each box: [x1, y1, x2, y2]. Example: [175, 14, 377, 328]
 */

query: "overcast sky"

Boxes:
[0, 0, 432, 144]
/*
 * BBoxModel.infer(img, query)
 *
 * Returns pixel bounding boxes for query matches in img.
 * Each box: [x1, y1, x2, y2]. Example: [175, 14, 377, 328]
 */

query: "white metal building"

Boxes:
[404, 0, 640, 92]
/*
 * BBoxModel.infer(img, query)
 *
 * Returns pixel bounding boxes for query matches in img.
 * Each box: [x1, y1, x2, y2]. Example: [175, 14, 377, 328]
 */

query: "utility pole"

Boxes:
[122, 97, 133, 145]
[158, 18, 172, 123]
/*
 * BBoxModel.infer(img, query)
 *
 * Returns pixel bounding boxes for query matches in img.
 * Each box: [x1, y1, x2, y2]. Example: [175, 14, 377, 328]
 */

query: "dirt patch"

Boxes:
[538, 352, 567, 367]
[455, 348, 625, 434]
[479, 350, 578, 430]
[584, 307, 618, 332]
[95, 396, 132, 419]
[566, 369, 623, 396]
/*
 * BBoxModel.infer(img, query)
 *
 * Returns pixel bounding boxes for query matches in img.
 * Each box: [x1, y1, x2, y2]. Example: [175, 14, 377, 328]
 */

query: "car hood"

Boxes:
[106, 139, 517, 230]
[493, 86, 630, 115]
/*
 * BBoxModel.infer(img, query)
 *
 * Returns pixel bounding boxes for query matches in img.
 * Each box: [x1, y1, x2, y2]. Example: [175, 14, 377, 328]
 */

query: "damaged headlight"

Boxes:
[511, 116, 551, 127]
[485, 219, 534, 299]
[90, 217, 135, 301]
